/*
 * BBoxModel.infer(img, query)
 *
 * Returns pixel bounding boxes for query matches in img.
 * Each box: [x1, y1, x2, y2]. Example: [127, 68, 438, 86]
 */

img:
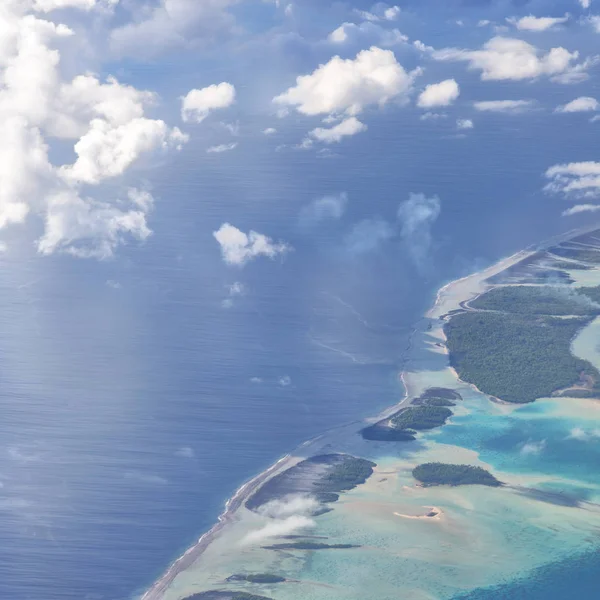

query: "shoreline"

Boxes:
[139, 227, 598, 600]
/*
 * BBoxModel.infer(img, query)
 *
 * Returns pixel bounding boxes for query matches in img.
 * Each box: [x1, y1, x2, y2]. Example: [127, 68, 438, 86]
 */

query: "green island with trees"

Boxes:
[469, 285, 600, 316]
[413, 463, 501, 487]
[390, 406, 453, 430]
[227, 575, 286, 584]
[445, 310, 599, 403]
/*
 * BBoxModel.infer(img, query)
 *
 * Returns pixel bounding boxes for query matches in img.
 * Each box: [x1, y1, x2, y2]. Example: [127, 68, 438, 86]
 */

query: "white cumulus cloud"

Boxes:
[213, 223, 291, 266]
[507, 14, 569, 31]
[562, 204, 600, 216]
[555, 96, 599, 113]
[181, 82, 236, 123]
[273, 47, 420, 117]
[307, 117, 367, 144]
[207, 142, 238, 154]
[545, 161, 600, 198]
[433, 36, 595, 83]
[457, 118, 474, 129]
[474, 100, 535, 113]
[0, 2, 186, 257]
[417, 79, 460, 108]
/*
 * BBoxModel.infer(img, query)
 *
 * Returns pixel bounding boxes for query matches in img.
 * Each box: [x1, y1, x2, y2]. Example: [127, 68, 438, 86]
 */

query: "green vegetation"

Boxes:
[185, 592, 273, 600]
[316, 456, 375, 492]
[469, 285, 599, 316]
[413, 463, 501, 487]
[227, 574, 285, 584]
[263, 542, 358, 550]
[413, 397, 456, 407]
[390, 406, 453, 430]
[445, 311, 598, 403]
[422, 387, 462, 400]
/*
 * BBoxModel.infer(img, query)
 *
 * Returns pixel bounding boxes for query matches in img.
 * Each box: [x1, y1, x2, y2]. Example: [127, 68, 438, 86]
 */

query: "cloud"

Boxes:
[507, 14, 569, 31]
[181, 82, 236, 123]
[562, 204, 600, 216]
[397, 192, 441, 272]
[110, 0, 238, 58]
[258, 495, 321, 519]
[568, 427, 600, 440]
[354, 4, 401, 22]
[420, 112, 447, 121]
[0, 4, 186, 258]
[213, 223, 291, 266]
[474, 100, 535, 113]
[221, 281, 246, 308]
[433, 36, 594, 83]
[417, 79, 460, 108]
[207, 142, 238, 154]
[457, 118, 474, 129]
[545, 161, 600, 198]
[344, 217, 395, 255]
[327, 22, 408, 47]
[241, 515, 315, 545]
[588, 15, 600, 31]
[273, 47, 420, 117]
[278, 375, 292, 387]
[263, 127, 277, 135]
[555, 96, 599, 113]
[579, 0, 592, 8]
[306, 117, 367, 144]
[299, 192, 348, 226]
[175, 446, 195, 458]
[520, 439, 546, 455]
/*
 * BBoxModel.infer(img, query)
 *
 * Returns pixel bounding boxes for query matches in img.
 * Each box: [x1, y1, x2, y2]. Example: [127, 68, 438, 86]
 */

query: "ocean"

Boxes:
[0, 102, 597, 599]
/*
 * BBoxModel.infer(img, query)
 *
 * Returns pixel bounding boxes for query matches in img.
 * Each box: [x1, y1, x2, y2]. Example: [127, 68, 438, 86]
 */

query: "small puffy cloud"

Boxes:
[545, 161, 600, 198]
[478, 19, 492, 27]
[507, 14, 569, 31]
[555, 96, 599, 113]
[222, 281, 246, 308]
[588, 15, 600, 31]
[397, 192, 441, 272]
[258, 495, 320, 519]
[307, 117, 367, 144]
[299, 192, 348, 226]
[568, 427, 600, 440]
[417, 79, 460, 108]
[263, 127, 277, 135]
[344, 217, 395, 255]
[274, 47, 419, 117]
[520, 439, 546, 455]
[207, 142, 238, 154]
[175, 446, 195, 458]
[433, 36, 593, 83]
[579, 0, 592, 8]
[181, 82, 236, 123]
[457, 118, 474, 129]
[384, 6, 401, 20]
[213, 223, 291, 266]
[278, 375, 292, 387]
[474, 99, 535, 113]
[420, 112, 447, 121]
[562, 204, 600, 216]
[328, 22, 407, 46]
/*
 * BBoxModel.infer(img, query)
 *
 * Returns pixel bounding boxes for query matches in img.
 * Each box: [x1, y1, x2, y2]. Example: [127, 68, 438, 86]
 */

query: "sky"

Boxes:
[0, 0, 599, 265]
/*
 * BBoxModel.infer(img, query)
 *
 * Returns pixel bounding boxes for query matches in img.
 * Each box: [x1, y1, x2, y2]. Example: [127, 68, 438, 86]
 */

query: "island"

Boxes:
[445, 283, 600, 403]
[413, 463, 502, 487]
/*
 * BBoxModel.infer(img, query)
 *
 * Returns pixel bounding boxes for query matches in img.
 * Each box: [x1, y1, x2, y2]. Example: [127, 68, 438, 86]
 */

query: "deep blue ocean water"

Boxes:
[1, 90, 599, 600]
